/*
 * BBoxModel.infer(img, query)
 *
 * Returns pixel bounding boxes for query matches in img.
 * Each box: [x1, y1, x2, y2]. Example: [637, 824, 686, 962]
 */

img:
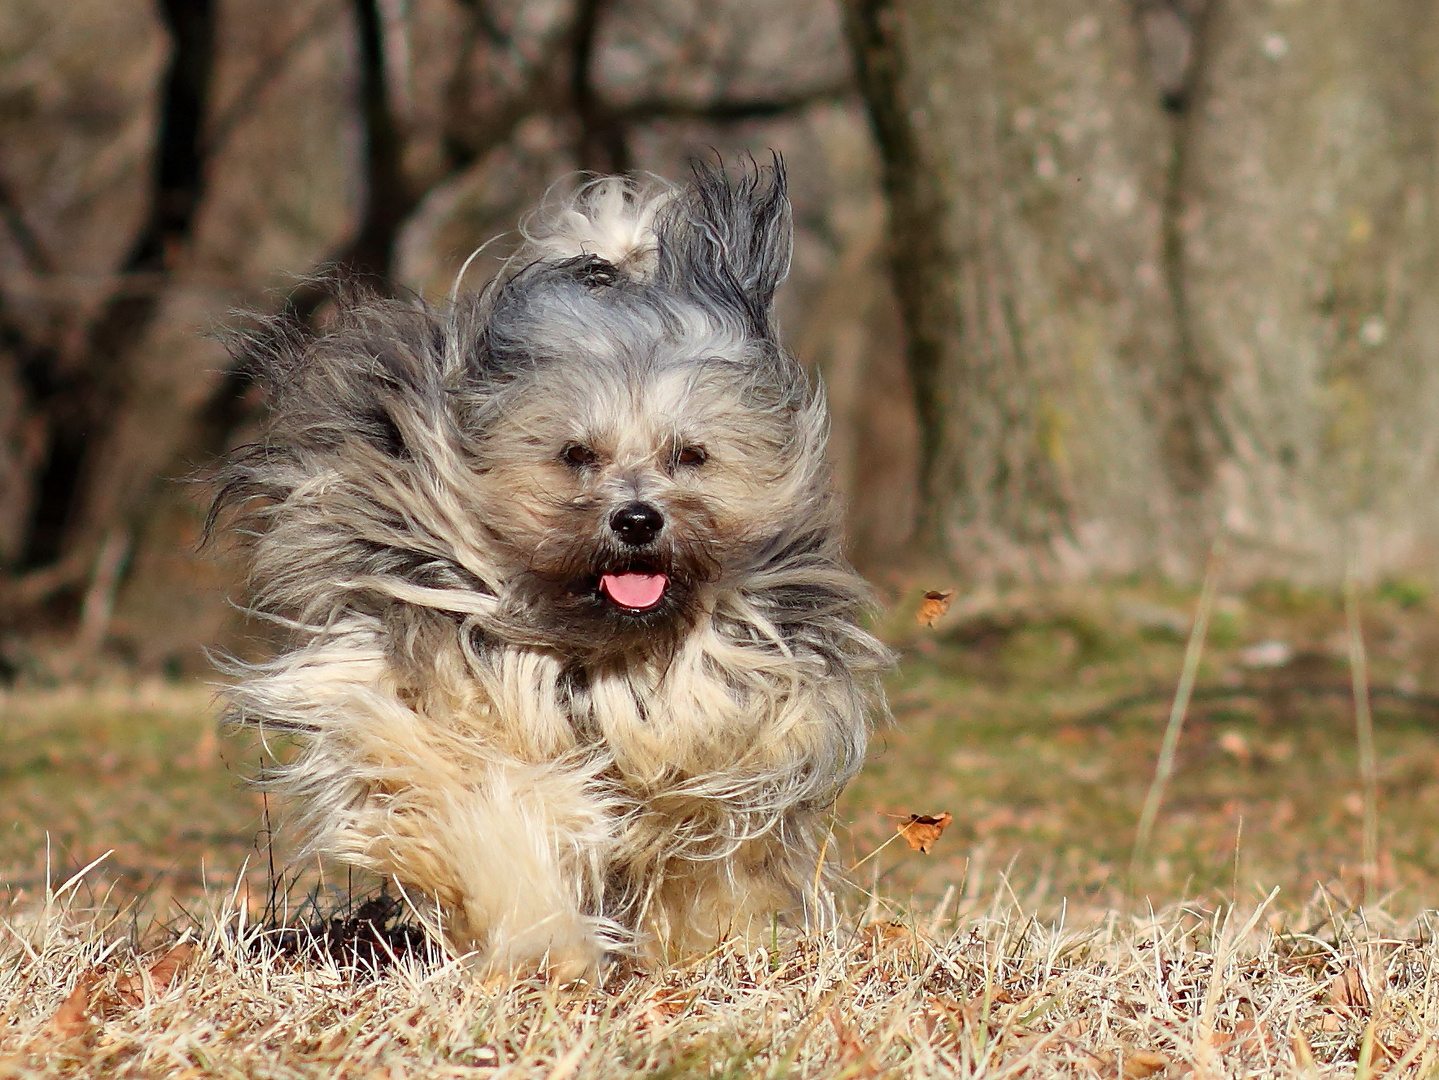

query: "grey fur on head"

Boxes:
[212, 157, 893, 978]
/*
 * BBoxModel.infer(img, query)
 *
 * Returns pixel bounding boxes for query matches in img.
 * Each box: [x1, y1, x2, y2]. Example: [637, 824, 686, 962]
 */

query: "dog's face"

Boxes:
[219, 161, 837, 663]
[465, 167, 830, 658]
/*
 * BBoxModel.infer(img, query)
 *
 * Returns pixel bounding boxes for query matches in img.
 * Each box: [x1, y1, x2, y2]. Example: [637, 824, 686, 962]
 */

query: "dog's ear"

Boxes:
[227, 284, 450, 462]
[656, 155, 792, 335]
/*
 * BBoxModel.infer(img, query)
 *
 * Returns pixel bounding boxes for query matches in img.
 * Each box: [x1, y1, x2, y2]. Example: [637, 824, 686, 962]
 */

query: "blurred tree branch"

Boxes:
[0, 0, 911, 669]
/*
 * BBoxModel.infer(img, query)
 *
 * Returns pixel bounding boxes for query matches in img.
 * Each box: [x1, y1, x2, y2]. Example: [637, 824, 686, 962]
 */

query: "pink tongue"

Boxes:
[600, 571, 668, 610]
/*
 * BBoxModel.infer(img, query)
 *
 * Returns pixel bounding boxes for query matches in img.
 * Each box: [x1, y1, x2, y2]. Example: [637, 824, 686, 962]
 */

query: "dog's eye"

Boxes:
[561, 443, 598, 467]
[675, 445, 707, 468]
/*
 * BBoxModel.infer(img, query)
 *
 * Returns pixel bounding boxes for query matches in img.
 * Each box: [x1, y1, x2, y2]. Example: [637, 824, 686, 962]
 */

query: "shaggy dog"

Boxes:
[212, 159, 892, 978]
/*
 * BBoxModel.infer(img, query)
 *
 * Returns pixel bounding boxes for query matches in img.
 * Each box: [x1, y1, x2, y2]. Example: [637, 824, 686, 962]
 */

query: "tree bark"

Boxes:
[847, 0, 1194, 582]
[64, 0, 365, 569]
[1180, 0, 1439, 581]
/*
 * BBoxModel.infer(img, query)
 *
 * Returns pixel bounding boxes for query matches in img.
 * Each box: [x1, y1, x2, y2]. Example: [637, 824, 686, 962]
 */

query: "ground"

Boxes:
[4, 579, 1439, 1077]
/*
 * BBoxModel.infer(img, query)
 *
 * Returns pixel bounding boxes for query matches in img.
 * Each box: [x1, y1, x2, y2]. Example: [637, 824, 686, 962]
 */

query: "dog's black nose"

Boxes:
[610, 502, 664, 547]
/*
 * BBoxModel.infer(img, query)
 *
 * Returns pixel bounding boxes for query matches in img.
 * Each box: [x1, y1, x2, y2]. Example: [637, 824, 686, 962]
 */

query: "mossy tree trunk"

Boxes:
[1179, 0, 1439, 581]
[849, 0, 1439, 584]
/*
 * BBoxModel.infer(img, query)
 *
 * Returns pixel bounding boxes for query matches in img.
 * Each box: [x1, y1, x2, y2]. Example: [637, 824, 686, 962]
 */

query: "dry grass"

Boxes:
[7, 579, 1439, 1076]
[5, 882, 1439, 1077]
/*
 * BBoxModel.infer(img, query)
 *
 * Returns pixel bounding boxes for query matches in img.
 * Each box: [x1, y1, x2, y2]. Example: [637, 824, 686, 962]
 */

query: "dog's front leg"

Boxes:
[318, 744, 618, 980]
[436, 759, 617, 979]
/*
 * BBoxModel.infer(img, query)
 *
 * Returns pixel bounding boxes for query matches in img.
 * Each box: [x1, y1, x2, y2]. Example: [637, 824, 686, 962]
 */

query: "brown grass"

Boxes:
[6, 579, 1439, 1076]
[5, 881, 1439, 1077]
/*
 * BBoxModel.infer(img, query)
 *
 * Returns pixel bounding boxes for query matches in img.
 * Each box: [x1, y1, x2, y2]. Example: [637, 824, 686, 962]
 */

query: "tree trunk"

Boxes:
[1180, 0, 1439, 581]
[847, 0, 1197, 582]
[851, 0, 1439, 585]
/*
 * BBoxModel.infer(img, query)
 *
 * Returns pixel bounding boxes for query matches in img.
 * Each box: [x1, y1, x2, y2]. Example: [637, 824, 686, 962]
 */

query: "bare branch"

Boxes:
[611, 84, 851, 125]
[0, 171, 56, 276]
[203, 0, 346, 160]
[572, 0, 627, 173]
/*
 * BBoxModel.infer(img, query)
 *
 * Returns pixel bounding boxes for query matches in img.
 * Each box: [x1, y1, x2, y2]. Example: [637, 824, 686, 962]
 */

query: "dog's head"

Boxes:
[463, 160, 836, 657]
[220, 159, 842, 663]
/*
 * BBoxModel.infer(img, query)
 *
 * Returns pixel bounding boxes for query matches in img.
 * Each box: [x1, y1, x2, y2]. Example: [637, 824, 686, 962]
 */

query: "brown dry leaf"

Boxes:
[898, 812, 953, 854]
[1221, 1017, 1272, 1056]
[638, 988, 692, 1033]
[912, 1006, 948, 1051]
[931, 993, 983, 1025]
[916, 590, 955, 627]
[47, 969, 100, 1039]
[829, 1008, 866, 1064]
[1117, 1049, 1168, 1079]
[1327, 963, 1370, 1011]
[643, 989, 690, 1019]
[147, 941, 195, 985]
[1086, 1047, 1168, 1079]
[864, 920, 920, 951]
[113, 942, 196, 1007]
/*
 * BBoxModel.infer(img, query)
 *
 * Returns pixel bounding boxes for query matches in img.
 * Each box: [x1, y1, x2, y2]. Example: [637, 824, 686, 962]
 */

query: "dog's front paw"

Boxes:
[536, 939, 604, 984]
[471, 914, 603, 983]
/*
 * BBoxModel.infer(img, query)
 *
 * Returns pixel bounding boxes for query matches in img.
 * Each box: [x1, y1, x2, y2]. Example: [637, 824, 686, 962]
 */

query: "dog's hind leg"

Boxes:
[618, 827, 814, 961]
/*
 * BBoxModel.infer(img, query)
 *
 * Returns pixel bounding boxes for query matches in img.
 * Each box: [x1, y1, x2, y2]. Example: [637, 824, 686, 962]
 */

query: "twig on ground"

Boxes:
[1077, 682, 1439, 726]
[1345, 569, 1380, 903]
[1129, 551, 1219, 889]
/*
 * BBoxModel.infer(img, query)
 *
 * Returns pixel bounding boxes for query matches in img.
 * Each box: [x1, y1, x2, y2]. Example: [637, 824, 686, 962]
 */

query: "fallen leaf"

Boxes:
[1327, 963, 1370, 1010]
[47, 969, 100, 1039]
[864, 920, 920, 950]
[113, 942, 195, 1007]
[917, 590, 955, 627]
[147, 941, 195, 986]
[913, 1003, 953, 1051]
[898, 812, 953, 854]
[638, 988, 692, 1034]
[1217, 730, 1251, 765]
[643, 989, 690, 1019]
[1221, 1017, 1271, 1055]
[1117, 1049, 1168, 1079]
[1086, 1047, 1168, 1079]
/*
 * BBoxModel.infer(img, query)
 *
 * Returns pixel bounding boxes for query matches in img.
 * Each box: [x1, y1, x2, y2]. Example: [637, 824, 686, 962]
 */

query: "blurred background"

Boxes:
[1, 0, 920, 681]
[9, 0, 1439, 918]
[4, 0, 1439, 676]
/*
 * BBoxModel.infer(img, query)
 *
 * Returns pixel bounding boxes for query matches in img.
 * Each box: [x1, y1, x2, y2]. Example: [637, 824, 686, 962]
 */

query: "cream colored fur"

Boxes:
[519, 176, 675, 280]
[218, 161, 890, 979]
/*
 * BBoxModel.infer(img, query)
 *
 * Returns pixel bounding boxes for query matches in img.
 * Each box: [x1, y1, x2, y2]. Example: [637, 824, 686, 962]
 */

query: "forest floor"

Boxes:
[5, 578, 1439, 1077]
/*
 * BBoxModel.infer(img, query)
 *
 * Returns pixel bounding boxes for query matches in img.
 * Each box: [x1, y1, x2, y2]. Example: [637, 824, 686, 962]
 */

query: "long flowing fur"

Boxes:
[212, 159, 893, 977]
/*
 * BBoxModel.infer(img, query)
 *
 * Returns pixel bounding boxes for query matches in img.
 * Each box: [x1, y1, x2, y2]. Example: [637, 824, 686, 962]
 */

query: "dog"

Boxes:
[212, 158, 892, 978]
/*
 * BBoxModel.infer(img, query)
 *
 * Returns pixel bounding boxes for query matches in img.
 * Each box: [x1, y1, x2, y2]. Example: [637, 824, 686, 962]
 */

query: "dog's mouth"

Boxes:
[597, 568, 670, 613]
